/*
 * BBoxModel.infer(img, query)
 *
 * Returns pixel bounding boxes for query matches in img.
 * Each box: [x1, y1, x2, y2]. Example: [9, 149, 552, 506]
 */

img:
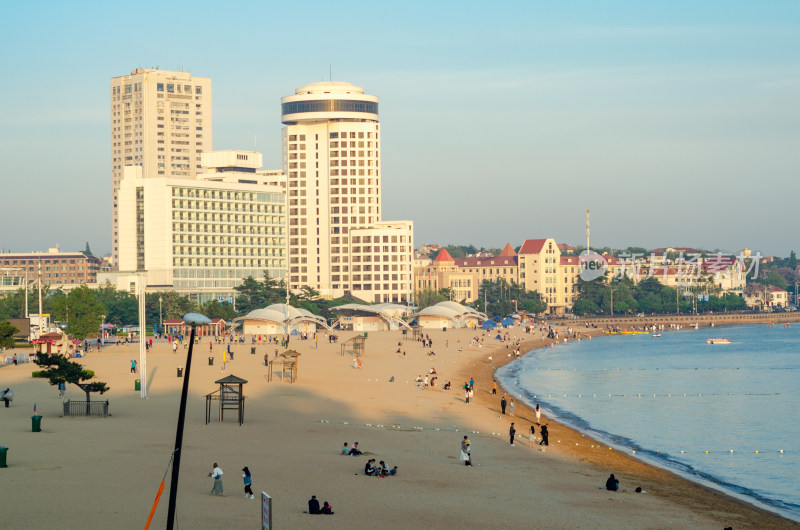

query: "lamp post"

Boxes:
[159, 296, 163, 335]
[166, 312, 210, 530]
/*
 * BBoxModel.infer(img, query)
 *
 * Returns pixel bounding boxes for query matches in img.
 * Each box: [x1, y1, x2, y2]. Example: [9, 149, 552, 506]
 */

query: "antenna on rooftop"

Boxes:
[586, 205, 590, 252]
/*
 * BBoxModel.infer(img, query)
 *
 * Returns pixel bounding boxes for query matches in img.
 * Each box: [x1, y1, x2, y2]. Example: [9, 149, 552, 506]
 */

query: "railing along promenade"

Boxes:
[577, 312, 800, 328]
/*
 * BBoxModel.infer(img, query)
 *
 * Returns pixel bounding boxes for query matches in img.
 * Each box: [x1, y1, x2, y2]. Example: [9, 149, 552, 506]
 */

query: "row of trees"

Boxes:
[0, 272, 360, 340]
[415, 278, 548, 317]
[573, 275, 748, 315]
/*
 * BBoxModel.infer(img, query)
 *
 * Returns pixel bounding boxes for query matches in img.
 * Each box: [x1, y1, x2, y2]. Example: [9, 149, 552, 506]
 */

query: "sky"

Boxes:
[1, 1, 799, 257]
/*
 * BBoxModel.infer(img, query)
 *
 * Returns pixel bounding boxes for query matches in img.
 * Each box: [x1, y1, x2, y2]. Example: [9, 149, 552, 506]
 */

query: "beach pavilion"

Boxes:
[414, 301, 487, 329]
[330, 303, 412, 332]
[235, 304, 331, 335]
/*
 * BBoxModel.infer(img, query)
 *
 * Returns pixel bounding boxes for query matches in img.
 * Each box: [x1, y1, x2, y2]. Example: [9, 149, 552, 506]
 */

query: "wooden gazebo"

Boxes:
[204, 374, 247, 425]
[340, 335, 366, 357]
[267, 350, 301, 383]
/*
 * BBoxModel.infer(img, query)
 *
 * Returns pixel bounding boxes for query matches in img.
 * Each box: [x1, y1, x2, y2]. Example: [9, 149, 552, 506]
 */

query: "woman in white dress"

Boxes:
[535, 404, 541, 424]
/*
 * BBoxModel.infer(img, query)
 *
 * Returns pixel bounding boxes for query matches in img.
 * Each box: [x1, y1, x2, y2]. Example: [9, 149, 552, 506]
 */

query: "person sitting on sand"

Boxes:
[389, 465, 398, 476]
[341, 442, 349, 455]
[415, 374, 423, 382]
[378, 460, 389, 476]
[364, 459, 376, 476]
[430, 367, 437, 375]
[606, 474, 619, 491]
[349, 442, 362, 456]
[443, 381, 451, 390]
[308, 495, 321, 514]
[321, 501, 334, 514]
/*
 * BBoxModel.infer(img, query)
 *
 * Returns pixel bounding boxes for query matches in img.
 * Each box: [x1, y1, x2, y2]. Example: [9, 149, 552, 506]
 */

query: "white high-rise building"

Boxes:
[281, 81, 413, 303]
[110, 68, 212, 267]
[116, 150, 286, 303]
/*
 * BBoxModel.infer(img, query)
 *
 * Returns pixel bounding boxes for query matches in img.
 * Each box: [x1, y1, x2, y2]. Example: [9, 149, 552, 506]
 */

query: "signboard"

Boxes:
[261, 491, 272, 529]
[217, 295, 233, 305]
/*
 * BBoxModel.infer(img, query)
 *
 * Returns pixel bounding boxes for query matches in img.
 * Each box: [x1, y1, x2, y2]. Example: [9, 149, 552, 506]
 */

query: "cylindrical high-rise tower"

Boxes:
[282, 82, 382, 296]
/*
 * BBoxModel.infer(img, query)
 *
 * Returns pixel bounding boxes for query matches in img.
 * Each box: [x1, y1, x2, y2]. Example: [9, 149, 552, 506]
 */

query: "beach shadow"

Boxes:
[146, 366, 157, 393]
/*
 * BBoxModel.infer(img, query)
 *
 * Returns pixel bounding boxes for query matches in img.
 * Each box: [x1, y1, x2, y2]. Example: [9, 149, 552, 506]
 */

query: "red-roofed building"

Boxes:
[498, 243, 517, 257]
[433, 248, 455, 262]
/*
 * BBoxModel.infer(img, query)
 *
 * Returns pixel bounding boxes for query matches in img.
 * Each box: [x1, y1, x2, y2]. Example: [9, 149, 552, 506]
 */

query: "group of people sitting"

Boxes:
[364, 459, 397, 477]
[414, 374, 450, 390]
[307, 495, 334, 515]
[342, 442, 363, 456]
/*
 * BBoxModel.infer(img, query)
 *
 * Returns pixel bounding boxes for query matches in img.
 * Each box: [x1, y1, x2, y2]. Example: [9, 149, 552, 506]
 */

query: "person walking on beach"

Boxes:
[509, 399, 516, 416]
[500, 396, 507, 415]
[464, 387, 470, 404]
[539, 424, 549, 446]
[535, 404, 541, 424]
[209, 463, 225, 496]
[460, 435, 472, 466]
[528, 425, 536, 448]
[130, 359, 137, 374]
[492, 380, 497, 395]
[468, 388, 474, 404]
[509, 422, 516, 446]
[469, 377, 474, 390]
[242, 467, 254, 498]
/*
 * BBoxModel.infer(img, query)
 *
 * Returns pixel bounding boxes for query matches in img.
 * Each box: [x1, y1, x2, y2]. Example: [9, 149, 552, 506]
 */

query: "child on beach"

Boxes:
[241, 467, 254, 499]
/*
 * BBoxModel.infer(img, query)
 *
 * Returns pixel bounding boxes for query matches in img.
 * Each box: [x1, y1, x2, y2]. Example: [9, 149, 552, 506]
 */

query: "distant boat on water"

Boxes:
[707, 338, 732, 344]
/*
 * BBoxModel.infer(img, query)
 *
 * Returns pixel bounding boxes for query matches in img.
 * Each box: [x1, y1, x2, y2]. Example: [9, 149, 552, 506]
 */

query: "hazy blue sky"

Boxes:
[1, 1, 799, 257]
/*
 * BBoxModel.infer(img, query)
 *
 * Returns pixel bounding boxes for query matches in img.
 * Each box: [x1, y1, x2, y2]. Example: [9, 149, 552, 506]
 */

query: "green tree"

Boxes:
[415, 288, 448, 310]
[33, 352, 109, 413]
[234, 271, 286, 313]
[83, 242, 93, 256]
[51, 286, 105, 339]
[95, 282, 138, 326]
[201, 299, 238, 321]
[0, 321, 19, 348]
[765, 271, 788, 290]
[789, 251, 797, 271]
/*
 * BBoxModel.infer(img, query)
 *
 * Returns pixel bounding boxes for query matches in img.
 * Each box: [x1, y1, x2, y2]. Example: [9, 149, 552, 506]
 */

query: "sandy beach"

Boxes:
[1, 318, 798, 529]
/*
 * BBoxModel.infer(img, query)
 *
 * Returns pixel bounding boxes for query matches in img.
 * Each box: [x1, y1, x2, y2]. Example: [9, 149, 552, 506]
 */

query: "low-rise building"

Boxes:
[0, 247, 108, 292]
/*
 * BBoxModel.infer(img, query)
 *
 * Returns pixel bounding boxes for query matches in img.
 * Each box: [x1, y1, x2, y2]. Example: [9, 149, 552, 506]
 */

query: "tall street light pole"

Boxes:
[159, 296, 163, 335]
[166, 312, 210, 530]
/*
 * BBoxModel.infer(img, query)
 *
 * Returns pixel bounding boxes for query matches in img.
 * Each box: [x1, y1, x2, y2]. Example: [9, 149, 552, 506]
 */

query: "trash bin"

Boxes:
[31, 415, 42, 432]
[442, 327, 447, 332]
[251, 347, 256, 355]
[0, 446, 7, 468]
[177, 366, 183, 377]
[208, 356, 214, 366]
[364, 332, 368, 338]
[135, 379, 141, 391]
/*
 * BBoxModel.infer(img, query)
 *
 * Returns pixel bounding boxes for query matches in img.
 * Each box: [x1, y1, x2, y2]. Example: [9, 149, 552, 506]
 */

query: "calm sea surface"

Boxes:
[496, 323, 800, 521]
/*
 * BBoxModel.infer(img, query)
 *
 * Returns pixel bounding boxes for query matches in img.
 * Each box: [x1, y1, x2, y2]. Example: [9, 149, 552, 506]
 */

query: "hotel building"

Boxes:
[281, 81, 413, 303]
[115, 150, 286, 302]
[110, 68, 212, 267]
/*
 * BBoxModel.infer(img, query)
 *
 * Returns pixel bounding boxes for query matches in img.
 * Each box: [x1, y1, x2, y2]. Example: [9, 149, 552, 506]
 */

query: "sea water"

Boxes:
[496, 324, 800, 522]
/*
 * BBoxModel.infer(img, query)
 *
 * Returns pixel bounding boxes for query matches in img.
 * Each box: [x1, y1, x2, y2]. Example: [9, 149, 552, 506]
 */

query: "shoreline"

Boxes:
[477, 319, 799, 529]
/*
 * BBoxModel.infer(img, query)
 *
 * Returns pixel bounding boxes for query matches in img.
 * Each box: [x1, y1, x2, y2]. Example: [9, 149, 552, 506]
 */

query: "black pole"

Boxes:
[166, 325, 197, 529]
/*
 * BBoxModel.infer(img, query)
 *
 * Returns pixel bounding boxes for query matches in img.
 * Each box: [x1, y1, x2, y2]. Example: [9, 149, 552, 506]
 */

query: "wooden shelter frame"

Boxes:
[340, 335, 366, 357]
[204, 374, 247, 425]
